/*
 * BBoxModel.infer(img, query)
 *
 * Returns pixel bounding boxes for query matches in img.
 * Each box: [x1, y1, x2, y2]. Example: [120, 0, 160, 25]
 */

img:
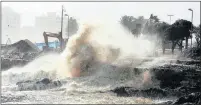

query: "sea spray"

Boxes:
[2, 20, 162, 91]
[57, 20, 158, 78]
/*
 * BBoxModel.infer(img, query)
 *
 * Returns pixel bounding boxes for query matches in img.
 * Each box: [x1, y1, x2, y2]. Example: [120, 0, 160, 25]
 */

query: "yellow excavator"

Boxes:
[43, 32, 68, 52]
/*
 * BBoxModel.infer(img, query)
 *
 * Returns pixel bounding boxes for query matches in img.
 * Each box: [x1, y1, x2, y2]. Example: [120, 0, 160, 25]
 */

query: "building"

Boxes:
[34, 12, 68, 37]
[2, 6, 21, 44]
[19, 26, 45, 44]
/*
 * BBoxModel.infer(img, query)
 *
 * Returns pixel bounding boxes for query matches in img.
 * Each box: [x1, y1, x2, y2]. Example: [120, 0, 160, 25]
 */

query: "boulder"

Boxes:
[111, 87, 168, 98]
[174, 92, 201, 105]
[16, 78, 62, 91]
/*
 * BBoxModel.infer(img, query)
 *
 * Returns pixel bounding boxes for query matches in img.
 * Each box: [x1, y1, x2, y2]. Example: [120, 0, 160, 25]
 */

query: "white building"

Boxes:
[34, 12, 68, 38]
[2, 6, 21, 44]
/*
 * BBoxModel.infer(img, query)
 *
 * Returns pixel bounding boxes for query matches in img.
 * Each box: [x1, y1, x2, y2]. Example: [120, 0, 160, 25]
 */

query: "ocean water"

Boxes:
[1, 53, 178, 104]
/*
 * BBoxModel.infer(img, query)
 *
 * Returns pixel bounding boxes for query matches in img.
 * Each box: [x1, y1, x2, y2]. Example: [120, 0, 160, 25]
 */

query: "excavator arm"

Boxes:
[43, 31, 65, 51]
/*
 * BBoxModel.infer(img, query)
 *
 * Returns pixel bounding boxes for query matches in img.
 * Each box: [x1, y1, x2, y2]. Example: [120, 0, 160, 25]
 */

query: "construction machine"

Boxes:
[43, 32, 68, 52]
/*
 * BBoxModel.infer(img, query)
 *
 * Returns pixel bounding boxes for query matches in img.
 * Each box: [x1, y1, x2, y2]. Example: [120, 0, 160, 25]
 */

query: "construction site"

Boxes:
[1, 30, 70, 70]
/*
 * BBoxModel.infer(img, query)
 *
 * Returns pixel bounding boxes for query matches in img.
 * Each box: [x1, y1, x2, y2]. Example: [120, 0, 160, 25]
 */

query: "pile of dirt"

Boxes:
[1, 39, 40, 54]
[1, 39, 41, 70]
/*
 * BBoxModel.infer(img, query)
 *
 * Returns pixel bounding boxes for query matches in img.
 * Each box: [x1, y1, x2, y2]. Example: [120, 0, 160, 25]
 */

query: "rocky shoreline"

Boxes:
[2, 40, 200, 104]
[12, 59, 201, 104]
[112, 60, 201, 104]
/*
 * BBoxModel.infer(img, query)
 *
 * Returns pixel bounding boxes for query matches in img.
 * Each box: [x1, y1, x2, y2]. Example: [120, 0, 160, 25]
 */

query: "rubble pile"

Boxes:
[1, 39, 41, 70]
[2, 39, 40, 54]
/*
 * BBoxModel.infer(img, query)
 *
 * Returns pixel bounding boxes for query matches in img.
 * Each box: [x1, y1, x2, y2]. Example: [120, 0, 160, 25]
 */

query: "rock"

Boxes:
[40, 78, 51, 84]
[16, 78, 62, 91]
[111, 87, 168, 98]
[152, 64, 201, 92]
[111, 61, 201, 104]
[111, 61, 201, 98]
[174, 92, 201, 105]
[176, 60, 201, 66]
[181, 47, 201, 60]
[111, 87, 130, 97]
[159, 101, 173, 104]
[153, 67, 184, 89]
[16, 80, 32, 85]
[53, 81, 62, 86]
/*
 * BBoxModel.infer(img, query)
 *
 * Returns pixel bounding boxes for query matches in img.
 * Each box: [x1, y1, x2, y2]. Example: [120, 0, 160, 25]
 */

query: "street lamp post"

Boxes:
[188, 8, 193, 48]
[167, 15, 174, 24]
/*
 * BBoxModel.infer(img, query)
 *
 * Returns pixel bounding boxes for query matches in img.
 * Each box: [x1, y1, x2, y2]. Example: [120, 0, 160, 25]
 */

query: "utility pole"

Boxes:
[61, 5, 64, 37]
[60, 5, 64, 51]
[188, 8, 193, 48]
[63, 8, 69, 48]
[60, 5, 70, 51]
[65, 14, 69, 38]
[68, 16, 69, 38]
[167, 15, 174, 24]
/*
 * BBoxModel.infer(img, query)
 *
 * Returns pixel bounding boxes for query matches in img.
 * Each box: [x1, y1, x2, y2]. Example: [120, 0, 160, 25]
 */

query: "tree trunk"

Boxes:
[179, 40, 183, 52]
[172, 41, 175, 54]
[185, 36, 188, 49]
[162, 41, 165, 54]
[172, 40, 177, 54]
[195, 37, 200, 47]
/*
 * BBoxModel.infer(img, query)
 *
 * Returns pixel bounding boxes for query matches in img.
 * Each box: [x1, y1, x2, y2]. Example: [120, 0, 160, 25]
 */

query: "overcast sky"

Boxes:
[2, 2, 200, 27]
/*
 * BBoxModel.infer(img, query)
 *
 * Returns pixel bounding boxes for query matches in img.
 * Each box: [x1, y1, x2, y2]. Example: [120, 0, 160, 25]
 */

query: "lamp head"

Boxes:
[188, 8, 193, 11]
